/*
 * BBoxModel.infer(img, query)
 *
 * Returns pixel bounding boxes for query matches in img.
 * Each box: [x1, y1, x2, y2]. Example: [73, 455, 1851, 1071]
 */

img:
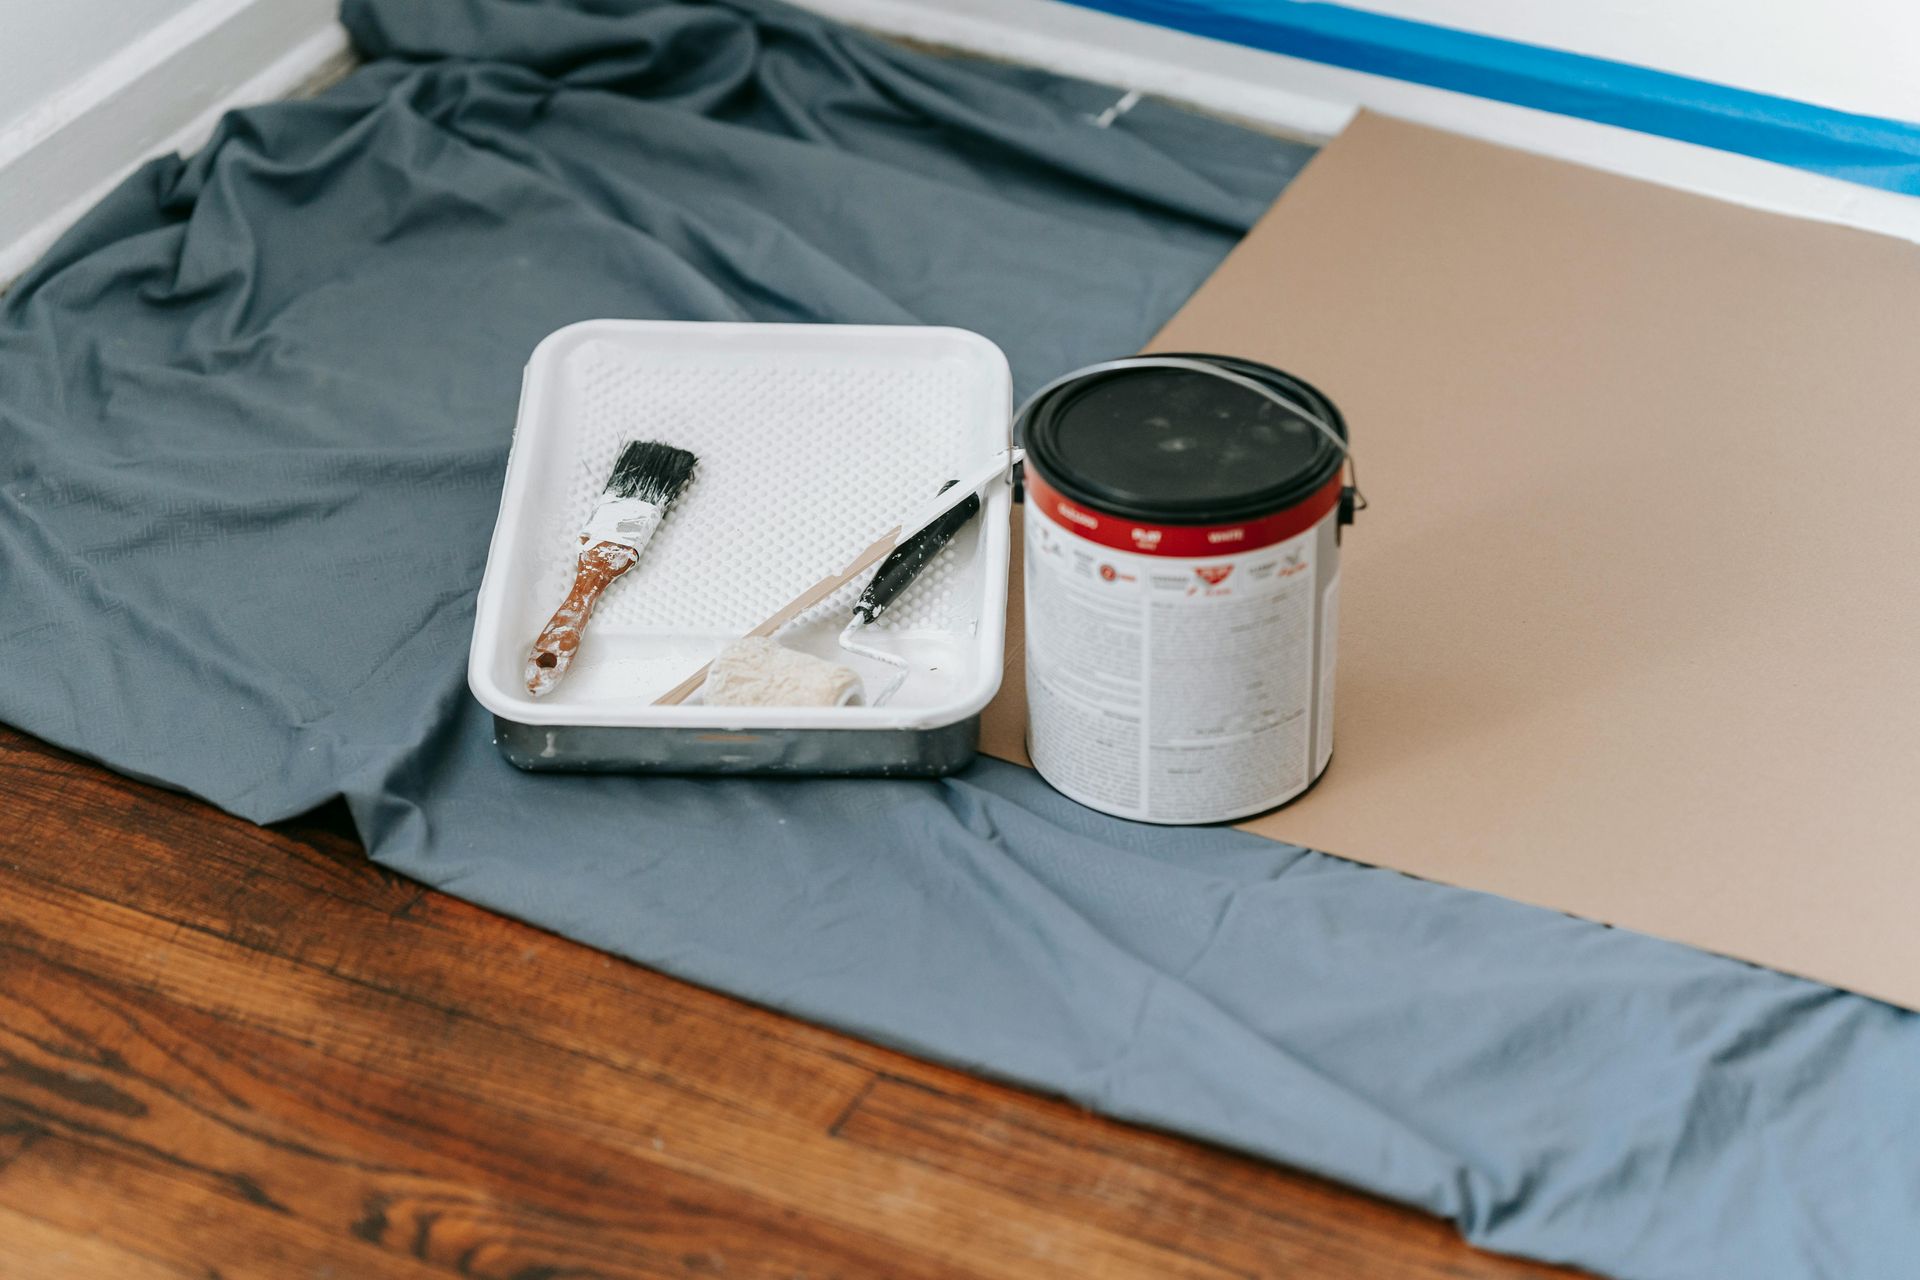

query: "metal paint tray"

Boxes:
[467, 320, 1013, 775]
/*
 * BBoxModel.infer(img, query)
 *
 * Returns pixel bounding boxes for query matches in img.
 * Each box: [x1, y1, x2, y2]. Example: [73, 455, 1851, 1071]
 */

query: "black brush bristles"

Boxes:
[603, 440, 698, 507]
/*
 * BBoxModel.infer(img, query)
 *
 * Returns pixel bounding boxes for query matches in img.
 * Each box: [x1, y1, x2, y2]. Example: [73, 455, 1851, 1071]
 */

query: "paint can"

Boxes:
[1017, 355, 1357, 824]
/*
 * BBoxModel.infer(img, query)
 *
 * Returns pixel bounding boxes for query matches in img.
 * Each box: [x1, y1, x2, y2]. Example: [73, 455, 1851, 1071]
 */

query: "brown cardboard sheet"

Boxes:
[980, 112, 1920, 1009]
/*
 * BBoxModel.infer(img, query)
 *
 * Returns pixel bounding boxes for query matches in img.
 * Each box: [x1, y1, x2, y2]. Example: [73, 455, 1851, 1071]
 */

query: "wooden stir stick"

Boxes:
[652, 526, 902, 707]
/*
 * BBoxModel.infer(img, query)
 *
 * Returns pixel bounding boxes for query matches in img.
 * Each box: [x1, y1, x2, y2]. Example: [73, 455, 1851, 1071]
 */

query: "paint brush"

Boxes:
[526, 439, 697, 697]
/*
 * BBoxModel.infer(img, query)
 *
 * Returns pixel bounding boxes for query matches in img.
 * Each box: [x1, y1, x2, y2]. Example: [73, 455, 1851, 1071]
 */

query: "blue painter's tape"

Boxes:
[1066, 0, 1920, 195]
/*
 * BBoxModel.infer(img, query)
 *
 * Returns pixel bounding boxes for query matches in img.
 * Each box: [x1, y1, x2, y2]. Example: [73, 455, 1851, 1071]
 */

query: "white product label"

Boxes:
[1316, 570, 1340, 778]
[1026, 505, 1325, 824]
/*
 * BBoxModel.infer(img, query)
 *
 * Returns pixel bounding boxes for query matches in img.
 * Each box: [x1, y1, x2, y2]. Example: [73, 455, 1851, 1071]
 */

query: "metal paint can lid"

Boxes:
[1019, 354, 1348, 524]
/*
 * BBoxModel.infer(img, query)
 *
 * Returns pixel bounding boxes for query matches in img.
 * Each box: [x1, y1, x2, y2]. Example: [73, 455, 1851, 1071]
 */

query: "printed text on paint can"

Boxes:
[1025, 499, 1340, 824]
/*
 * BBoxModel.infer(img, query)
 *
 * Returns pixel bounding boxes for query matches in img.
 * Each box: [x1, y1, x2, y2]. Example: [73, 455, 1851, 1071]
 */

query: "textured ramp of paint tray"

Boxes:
[539, 339, 981, 635]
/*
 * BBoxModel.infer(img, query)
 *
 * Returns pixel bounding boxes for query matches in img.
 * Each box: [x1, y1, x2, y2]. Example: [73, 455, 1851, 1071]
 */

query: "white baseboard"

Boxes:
[797, 0, 1920, 245]
[5, 0, 1916, 292]
[0, 0, 350, 287]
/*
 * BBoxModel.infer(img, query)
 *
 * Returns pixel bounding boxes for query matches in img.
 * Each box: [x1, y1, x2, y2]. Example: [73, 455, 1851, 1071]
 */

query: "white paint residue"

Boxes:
[837, 620, 908, 706]
[579, 495, 664, 553]
[1089, 87, 1142, 128]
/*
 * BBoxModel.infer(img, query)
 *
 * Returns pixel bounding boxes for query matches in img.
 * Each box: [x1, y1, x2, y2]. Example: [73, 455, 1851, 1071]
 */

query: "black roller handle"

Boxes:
[853, 480, 982, 625]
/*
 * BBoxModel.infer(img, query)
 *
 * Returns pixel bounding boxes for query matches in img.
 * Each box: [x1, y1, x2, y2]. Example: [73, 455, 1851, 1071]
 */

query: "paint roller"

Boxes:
[658, 451, 1020, 709]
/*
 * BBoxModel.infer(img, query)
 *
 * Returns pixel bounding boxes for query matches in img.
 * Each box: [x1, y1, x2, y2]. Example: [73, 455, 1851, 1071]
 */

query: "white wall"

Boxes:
[0, 0, 205, 127]
[1349, 0, 1920, 123]
[6, 0, 1918, 288]
[798, 0, 1920, 246]
[0, 0, 347, 284]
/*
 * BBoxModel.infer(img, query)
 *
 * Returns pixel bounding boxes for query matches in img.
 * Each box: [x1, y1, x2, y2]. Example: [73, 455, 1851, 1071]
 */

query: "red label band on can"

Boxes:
[1020, 355, 1353, 825]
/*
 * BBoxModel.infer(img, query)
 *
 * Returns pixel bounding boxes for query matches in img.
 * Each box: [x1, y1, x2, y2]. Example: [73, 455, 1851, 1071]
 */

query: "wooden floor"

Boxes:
[0, 726, 1584, 1279]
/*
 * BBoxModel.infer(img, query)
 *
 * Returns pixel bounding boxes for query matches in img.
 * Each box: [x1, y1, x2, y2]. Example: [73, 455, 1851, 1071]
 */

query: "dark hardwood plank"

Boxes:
[0, 727, 1585, 1278]
[0, 931, 951, 1280]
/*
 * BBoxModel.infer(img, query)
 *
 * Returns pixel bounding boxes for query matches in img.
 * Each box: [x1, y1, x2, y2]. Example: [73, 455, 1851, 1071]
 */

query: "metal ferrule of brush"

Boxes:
[854, 485, 981, 625]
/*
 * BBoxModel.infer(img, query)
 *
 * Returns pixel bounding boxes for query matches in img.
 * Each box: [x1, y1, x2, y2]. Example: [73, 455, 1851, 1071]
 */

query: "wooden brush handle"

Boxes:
[653, 525, 901, 707]
[526, 540, 641, 696]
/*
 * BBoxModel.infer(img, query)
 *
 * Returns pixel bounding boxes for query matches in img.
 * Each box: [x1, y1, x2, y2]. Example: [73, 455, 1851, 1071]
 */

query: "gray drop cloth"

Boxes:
[2, 2, 1915, 1277]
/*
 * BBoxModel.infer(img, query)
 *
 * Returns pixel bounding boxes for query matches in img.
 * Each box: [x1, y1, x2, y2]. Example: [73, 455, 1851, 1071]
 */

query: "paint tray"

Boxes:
[467, 320, 1013, 775]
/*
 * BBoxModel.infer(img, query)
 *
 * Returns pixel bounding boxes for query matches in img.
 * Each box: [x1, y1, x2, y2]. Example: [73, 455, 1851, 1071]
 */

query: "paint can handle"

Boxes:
[1011, 355, 1366, 518]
